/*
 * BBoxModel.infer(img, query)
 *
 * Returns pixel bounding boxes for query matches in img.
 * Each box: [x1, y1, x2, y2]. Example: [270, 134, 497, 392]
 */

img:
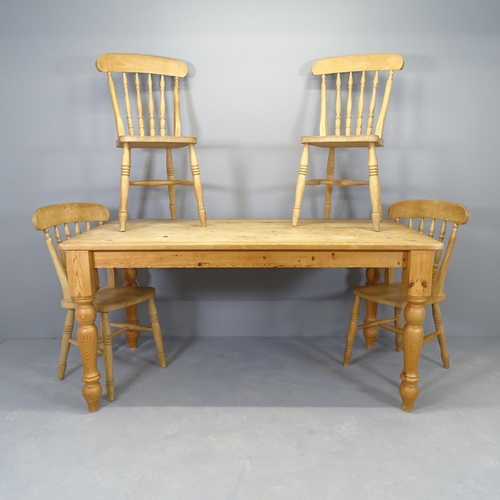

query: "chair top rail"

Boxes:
[312, 53, 404, 75]
[96, 53, 188, 78]
[388, 200, 470, 225]
[32, 203, 110, 231]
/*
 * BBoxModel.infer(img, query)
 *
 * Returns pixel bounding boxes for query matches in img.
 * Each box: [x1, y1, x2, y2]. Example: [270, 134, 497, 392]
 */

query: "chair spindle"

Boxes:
[375, 70, 394, 137]
[346, 72, 353, 136]
[335, 73, 341, 136]
[107, 73, 124, 136]
[356, 71, 366, 135]
[173, 76, 181, 136]
[428, 218, 436, 238]
[148, 73, 155, 136]
[135, 73, 145, 136]
[122, 73, 134, 135]
[160, 75, 166, 136]
[366, 71, 379, 135]
[319, 74, 327, 136]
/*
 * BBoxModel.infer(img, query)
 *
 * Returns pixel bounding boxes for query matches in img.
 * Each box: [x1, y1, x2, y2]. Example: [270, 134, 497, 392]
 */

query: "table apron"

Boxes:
[92, 249, 408, 269]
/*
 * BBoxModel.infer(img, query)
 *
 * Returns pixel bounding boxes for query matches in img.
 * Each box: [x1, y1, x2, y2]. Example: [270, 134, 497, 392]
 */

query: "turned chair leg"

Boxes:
[58, 309, 75, 380]
[166, 149, 177, 219]
[363, 268, 381, 348]
[148, 298, 167, 368]
[432, 303, 450, 369]
[395, 307, 403, 352]
[119, 144, 131, 232]
[122, 268, 140, 349]
[292, 144, 310, 227]
[367, 144, 382, 232]
[188, 145, 207, 227]
[344, 295, 361, 366]
[100, 313, 115, 401]
[324, 148, 335, 219]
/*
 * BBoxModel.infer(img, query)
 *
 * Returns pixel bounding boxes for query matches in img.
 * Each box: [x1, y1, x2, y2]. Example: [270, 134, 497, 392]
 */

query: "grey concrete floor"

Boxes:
[1, 335, 499, 499]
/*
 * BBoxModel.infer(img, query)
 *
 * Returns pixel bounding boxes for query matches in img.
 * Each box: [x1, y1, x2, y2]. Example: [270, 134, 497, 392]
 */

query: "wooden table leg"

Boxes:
[399, 250, 433, 412]
[123, 268, 140, 349]
[363, 267, 381, 348]
[67, 250, 101, 412]
[75, 299, 101, 411]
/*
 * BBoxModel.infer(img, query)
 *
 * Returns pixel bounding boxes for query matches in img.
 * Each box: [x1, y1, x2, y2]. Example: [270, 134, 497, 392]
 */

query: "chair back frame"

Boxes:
[96, 53, 188, 139]
[32, 203, 112, 302]
[312, 53, 404, 138]
[388, 200, 470, 297]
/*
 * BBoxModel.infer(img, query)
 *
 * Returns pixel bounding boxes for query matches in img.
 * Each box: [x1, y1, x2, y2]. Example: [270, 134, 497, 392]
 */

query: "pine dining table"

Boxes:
[60, 218, 442, 413]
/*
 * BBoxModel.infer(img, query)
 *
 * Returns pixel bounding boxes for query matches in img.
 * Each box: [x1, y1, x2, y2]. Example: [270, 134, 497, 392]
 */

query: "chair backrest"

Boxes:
[312, 53, 404, 139]
[32, 203, 111, 302]
[96, 53, 189, 139]
[388, 200, 470, 297]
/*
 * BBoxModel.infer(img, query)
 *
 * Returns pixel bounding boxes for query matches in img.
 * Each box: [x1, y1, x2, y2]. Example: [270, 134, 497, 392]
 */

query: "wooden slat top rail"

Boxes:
[96, 53, 188, 77]
[60, 219, 442, 252]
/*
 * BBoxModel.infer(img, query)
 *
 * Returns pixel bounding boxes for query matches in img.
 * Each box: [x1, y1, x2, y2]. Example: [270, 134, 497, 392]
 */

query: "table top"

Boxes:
[60, 219, 443, 252]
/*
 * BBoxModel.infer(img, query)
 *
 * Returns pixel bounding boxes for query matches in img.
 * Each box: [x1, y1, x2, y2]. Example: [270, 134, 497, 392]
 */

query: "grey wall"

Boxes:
[1, 0, 499, 342]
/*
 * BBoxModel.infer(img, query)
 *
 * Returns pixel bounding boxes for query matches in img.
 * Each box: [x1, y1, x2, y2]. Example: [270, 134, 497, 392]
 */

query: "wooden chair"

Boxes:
[343, 200, 470, 367]
[32, 203, 167, 401]
[96, 53, 207, 231]
[292, 54, 404, 231]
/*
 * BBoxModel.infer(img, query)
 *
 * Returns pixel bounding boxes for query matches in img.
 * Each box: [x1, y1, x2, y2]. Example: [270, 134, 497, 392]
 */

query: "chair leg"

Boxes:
[363, 268, 381, 348]
[364, 300, 379, 348]
[119, 144, 131, 232]
[344, 295, 361, 366]
[58, 309, 75, 380]
[166, 148, 177, 219]
[148, 298, 167, 368]
[395, 307, 403, 352]
[188, 145, 207, 227]
[292, 144, 310, 226]
[432, 303, 450, 369]
[367, 144, 382, 232]
[100, 313, 115, 401]
[324, 148, 335, 219]
[122, 268, 140, 349]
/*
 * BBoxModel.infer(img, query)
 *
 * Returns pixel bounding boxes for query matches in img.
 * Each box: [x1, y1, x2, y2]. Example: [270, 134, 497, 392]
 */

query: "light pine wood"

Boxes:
[292, 53, 404, 231]
[59, 218, 443, 253]
[60, 217, 441, 412]
[122, 268, 140, 349]
[363, 267, 381, 349]
[96, 53, 207, 231]
[32, 203, 167, 406]
[343, 200, 470, 404]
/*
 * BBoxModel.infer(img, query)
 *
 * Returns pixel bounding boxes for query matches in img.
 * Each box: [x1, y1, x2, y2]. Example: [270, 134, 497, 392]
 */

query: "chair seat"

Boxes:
[354, 282, 445, 308]
[302, 135, 384, 148]
[117, 135, 197, 149]
[61, 286, 156, 313]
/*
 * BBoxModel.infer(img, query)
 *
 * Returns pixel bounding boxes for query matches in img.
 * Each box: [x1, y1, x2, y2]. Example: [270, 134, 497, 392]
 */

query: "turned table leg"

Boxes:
[123, 268, 140, 348]
[399, 297, 425, 412]
[75, 299, 101, 411]
[67, 250, 102, 412]
[399, 250, 433, 412]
